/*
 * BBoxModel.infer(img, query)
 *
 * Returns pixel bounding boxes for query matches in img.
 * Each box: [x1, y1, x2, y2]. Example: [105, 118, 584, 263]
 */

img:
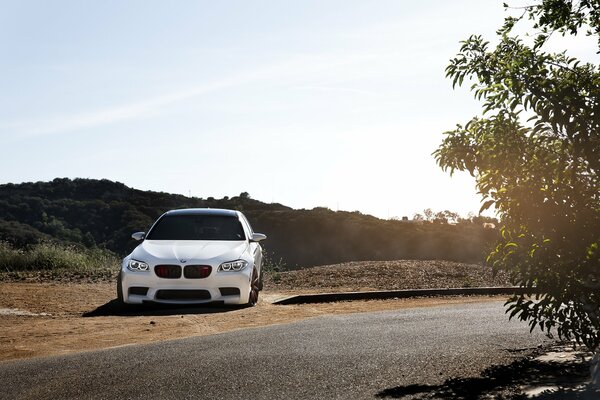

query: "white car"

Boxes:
[117, 208, 266, 306]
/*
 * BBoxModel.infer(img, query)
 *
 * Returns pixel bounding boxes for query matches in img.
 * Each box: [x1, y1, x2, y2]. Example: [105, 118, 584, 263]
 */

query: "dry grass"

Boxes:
[0, 242, 119, 283]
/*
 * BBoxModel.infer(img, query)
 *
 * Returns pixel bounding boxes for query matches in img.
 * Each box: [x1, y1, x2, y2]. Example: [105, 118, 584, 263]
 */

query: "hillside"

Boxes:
[0, 178, 498, 268]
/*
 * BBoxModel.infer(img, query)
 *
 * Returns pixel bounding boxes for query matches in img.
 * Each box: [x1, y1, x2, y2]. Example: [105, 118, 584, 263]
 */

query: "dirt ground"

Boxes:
[0, 282, 505, 362]
[265, 259, 510, 292]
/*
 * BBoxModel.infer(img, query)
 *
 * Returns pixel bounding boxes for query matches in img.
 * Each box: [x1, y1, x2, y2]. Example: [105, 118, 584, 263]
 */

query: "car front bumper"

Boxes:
[120, 264, 252, 305]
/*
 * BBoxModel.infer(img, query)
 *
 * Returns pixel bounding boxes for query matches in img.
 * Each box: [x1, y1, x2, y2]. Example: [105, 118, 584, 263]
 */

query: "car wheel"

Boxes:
[258, 269, 264, 291]
[116, 271, 124, 304]
[247, 268, 260, 306]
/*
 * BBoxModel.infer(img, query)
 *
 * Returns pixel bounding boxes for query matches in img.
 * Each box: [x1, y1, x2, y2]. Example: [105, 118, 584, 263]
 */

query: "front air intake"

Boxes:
[129, 287, 149, 296]
[219, 287, 240, 296]
[156, 290, 211, 301]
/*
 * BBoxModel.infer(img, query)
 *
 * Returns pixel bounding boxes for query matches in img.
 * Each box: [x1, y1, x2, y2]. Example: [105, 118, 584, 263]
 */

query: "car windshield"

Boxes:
[146, 215, 245, 241]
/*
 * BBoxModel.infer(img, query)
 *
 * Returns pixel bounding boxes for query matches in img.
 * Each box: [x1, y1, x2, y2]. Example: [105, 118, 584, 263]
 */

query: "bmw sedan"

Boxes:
[117, 208, 266, 306]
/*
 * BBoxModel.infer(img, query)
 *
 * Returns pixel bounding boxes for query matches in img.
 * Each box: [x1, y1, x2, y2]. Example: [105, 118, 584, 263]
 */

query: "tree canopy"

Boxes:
[435, 1, 599, 350]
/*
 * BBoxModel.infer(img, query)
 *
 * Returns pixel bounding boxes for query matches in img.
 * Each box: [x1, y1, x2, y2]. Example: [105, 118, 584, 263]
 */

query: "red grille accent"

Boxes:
[154, 265, 181, 279]
[184, 265, 212, 279]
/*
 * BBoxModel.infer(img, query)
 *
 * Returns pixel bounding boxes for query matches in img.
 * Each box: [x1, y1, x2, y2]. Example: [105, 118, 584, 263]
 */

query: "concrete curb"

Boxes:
[272, 287, 527, 305]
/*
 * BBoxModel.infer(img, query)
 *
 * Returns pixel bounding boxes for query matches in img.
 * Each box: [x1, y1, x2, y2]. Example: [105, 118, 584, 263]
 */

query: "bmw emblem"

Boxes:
[180, 259, 187, 263]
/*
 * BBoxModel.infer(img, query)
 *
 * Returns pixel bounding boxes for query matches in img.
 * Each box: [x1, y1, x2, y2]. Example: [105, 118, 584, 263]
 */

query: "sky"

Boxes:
[1, 1, 596, 219]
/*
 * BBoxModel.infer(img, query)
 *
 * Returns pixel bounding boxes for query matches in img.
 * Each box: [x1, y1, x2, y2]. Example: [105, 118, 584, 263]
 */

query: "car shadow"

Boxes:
[83, 299, 242, 317]
[376, 350, 596, 399]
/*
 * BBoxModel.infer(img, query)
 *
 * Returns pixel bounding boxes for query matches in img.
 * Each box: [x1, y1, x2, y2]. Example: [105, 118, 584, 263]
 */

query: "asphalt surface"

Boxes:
[0, 302, 549, 400]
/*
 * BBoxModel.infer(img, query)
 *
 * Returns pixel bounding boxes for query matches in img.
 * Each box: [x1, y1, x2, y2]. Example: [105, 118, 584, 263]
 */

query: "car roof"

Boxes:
[164, 208, 239, 217]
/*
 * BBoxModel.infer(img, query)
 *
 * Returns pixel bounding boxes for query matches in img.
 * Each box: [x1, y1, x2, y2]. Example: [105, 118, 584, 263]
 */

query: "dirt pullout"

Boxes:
[265, 259, 510, 293]
[0, 282, 505, 362]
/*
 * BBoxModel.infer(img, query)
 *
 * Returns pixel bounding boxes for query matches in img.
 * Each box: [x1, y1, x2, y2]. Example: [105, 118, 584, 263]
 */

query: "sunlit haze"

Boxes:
[1, 1, 596, 218]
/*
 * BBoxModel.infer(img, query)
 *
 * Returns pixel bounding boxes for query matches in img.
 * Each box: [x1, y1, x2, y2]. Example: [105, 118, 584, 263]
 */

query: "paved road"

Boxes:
[0, 302, 549, 399]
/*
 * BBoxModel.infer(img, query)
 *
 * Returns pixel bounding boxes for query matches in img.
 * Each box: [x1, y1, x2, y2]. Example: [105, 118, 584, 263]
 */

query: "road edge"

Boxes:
[272, 287, 526, 305]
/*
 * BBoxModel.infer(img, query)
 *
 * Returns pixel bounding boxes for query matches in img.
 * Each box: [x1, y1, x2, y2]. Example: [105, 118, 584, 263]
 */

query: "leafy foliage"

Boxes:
[0, 178, 497, 268]
[435, 1, 600, 350]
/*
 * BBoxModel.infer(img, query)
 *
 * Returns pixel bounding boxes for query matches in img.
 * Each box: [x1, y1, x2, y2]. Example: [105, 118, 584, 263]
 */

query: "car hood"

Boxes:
[131, 240, 248, 265]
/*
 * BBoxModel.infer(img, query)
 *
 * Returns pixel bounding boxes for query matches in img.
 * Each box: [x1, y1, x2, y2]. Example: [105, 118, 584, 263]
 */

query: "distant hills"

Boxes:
[0, 178, 498, 269]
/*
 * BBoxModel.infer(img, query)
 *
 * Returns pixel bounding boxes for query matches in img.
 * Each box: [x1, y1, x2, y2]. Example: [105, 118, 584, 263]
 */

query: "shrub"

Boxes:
[0, 242, 119, 281]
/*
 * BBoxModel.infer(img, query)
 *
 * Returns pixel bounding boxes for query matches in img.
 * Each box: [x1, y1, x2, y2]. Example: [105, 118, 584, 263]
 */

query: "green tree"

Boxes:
[434, 0, 599, 358]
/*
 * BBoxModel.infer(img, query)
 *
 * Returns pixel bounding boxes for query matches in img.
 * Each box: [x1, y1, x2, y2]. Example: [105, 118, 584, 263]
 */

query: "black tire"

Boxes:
[258, 269, 264, 291]
[116, 271, 124, 304]
[247, 268, 260, 306]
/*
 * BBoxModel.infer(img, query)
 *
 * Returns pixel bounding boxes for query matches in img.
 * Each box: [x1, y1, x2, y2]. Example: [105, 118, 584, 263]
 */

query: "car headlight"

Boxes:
[127, 259, 149, 272]
[218, 260, 248, 272]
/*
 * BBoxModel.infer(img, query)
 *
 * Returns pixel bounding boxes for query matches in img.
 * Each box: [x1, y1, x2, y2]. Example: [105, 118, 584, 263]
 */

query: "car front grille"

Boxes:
[155, 290, 211, 301]
[154, 265, 182, 279]
[184, 265, 212, 279]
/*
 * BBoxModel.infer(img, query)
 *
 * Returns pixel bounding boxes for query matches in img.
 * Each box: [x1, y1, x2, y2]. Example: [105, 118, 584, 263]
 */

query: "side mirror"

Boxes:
[250, 233, 267, 242]
[131, 232, 146, 241]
